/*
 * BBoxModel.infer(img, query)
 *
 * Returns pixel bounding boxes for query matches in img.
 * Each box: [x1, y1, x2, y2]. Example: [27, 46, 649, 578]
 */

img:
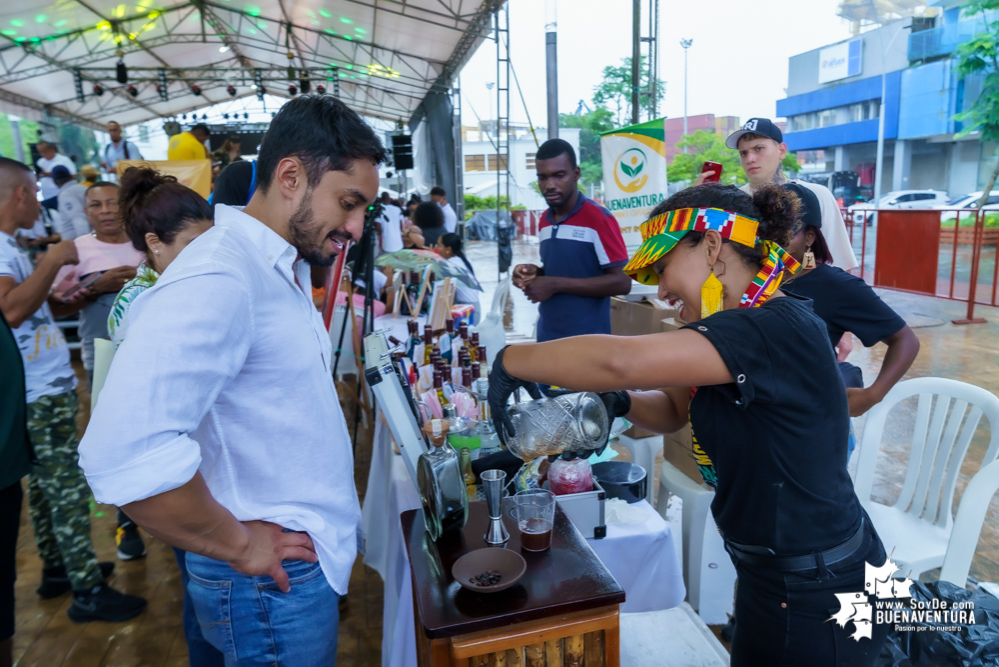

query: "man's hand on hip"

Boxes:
[229, 521, 318, 593]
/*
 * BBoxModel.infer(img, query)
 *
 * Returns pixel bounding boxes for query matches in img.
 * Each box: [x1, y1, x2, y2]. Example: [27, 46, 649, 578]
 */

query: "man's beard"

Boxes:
[288, 191, 341, 267]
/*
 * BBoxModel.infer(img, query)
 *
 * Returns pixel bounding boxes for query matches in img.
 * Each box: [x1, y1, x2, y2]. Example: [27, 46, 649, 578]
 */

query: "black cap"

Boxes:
[726, 118, 783, 149]
[782, 183, 822, 230]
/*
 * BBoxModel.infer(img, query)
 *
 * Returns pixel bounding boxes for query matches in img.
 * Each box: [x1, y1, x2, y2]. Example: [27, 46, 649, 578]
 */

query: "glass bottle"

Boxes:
[470, 332, 480, 362]
[441, 318, 455, 363]
[475, 377, 502, 456]
[477, 346, 488, 376]
[433, 371, 447, 409]
[417, 419, 467, 541]
[422, 325, 434, 366]
[458, 321, 470, 356]
[459, 446, 476, 498]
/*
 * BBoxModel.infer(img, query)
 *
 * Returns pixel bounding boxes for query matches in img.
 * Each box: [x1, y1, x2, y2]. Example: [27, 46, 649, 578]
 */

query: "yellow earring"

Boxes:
[803, 247, 816, 270]
[701, 269, 724, 319]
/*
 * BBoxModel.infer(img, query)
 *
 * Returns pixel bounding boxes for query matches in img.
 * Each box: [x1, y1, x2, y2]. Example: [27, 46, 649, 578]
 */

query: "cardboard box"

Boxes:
[660, 315, 687, 333]
[663, 423, 703, 483]
[610, 297, 681, 336]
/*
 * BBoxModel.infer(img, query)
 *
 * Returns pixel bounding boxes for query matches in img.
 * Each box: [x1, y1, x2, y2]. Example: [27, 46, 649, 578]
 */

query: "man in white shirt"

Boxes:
[0, 157, 146, 623]
[99, 121, 143, 175]
[36, 142, 76, 210]
[376, 191, 404, 253]
[430, 185, 459, 233]
[725, 118, 859, 273]
[79, 95, 385, 665]
[51, 165, 90, 240]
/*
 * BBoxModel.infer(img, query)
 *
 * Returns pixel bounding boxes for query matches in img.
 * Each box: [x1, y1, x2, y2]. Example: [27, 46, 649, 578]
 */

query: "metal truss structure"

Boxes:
[0, 0, 499, 126]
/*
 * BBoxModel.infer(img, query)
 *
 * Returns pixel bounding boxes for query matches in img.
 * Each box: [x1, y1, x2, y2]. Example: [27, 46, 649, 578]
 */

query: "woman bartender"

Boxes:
[488, 183, 889, 665]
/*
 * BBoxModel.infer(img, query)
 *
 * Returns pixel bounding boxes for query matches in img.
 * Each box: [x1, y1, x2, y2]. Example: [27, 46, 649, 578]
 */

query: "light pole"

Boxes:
[545, 0, 559, 139]
[680, 39, 692, 153]
[873, 22, 909, 205]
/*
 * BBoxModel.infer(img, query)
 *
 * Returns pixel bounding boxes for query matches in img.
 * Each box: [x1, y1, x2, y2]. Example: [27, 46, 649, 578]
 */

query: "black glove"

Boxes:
[487, 346, 543, 446]
[545, 391, 632, 462]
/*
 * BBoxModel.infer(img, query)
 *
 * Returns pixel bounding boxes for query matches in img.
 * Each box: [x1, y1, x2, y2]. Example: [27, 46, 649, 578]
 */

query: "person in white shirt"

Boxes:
[79, 95, 386, 665]
[99, 121, 143, 175]
[0, 157, 146, 623]
[430, 185, 459, 233]
[36, 142, 76, 209]
[722, 118, 860, 360]
[51, 165, 90, 240]
[375, 191, 404, 253]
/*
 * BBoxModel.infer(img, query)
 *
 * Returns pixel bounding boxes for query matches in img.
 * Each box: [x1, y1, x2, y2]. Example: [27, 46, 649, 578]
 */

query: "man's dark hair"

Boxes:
[108, 120, 121, 127]
[536, 139, 577, 169]
[256, 95, 387, 192]
[430, 186, 445, 197]
[413, 201, 444, 230]
[190, 123, 209, 135]
[85, 181, 120, 197]
[213, 160, 255, 209]
[0, 157, 31, 174]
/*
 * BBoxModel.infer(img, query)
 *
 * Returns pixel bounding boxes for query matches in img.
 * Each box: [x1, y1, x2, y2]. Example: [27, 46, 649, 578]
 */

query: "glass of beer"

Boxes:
[513, 489, 556, 552]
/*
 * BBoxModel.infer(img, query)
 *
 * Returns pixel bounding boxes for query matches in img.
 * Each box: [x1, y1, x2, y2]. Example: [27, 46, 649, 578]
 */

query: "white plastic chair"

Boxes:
[939, 458, 999, 587]
[656, 460, 736, 624]
[90, 338, 116, 413]
[470, 275, 510, 368]
[853, 377, 999, 580]
[616, 434, 663, 504]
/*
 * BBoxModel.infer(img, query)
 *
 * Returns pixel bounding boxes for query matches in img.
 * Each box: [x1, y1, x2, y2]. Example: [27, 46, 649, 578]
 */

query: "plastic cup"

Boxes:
[513, 489, 555, 552]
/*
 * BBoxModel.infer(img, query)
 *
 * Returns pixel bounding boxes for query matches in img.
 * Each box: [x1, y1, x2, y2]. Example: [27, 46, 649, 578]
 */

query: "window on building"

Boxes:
[138, 124, 149, 142]
[465, 155, 486, 172]
[487, 154, 508, 171]
[526, 153, 536, 169]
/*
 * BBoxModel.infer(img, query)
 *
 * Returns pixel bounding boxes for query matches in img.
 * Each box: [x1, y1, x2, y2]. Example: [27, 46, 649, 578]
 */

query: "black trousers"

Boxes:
[1, 482, 23, 641]
[729, 519, 891, 667]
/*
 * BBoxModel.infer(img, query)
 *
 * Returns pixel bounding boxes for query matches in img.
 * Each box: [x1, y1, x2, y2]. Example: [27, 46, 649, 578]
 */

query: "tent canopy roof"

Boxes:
[0, 0, 493, 130]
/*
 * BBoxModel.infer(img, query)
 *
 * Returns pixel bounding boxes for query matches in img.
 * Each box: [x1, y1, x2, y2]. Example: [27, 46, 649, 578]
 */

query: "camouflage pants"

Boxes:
[26, 391, 102, 591]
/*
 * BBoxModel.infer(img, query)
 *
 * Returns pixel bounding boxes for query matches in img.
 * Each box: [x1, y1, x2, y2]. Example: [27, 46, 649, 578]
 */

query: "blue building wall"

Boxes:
[898, 60, 958, 138]
[776, 71, 901, 151]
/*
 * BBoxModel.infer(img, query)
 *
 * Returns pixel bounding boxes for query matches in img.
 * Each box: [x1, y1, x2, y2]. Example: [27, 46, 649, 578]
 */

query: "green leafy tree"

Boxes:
[954, 0, 999, 207]
[593, 56, 666, 127]
[558, 107, 614, 185]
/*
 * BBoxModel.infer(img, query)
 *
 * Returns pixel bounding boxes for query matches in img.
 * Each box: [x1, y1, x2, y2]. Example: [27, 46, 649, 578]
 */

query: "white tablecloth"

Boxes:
[362, 425, 686, 667]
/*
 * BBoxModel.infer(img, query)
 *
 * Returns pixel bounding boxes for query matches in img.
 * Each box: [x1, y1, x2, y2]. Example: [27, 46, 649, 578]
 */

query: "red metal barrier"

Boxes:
[840, 208, 991, 324]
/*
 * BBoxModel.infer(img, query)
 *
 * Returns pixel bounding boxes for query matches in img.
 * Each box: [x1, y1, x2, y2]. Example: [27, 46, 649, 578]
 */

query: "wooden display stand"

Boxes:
[401, 503, 625, 667]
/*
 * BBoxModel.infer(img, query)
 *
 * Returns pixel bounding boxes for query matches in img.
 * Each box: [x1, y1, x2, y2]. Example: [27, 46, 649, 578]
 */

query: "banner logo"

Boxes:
[614, 148, 649, 193]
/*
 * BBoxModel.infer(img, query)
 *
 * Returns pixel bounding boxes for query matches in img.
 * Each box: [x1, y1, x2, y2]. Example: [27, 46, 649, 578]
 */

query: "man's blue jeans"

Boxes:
[184, 551, 340, 666]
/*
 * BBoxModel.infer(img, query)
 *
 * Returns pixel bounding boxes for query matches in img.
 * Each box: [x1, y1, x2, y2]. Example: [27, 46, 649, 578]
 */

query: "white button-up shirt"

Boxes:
[80, 205, 361, 595]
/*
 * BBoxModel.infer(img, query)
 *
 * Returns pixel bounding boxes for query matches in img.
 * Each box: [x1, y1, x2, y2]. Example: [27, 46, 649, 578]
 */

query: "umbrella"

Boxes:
[375, 249, 482, 291]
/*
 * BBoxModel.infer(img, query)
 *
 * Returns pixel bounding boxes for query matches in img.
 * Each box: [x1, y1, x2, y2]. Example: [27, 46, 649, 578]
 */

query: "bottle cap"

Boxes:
[433, 371, 443, 388]
[471, 332, 479, 344]
[445, 318, 454, 333]
[472, 362, 481, 380]
[462, 368, 472, 387]
[478, 346, 487, 363]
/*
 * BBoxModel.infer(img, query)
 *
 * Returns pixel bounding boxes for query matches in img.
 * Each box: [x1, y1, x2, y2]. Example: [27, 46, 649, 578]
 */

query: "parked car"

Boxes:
[847, 189, 950, 225]
[934, 191, 999, 210]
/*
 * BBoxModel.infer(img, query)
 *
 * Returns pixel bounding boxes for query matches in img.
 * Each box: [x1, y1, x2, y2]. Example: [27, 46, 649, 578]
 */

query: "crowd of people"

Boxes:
[0, 96, 922, 667]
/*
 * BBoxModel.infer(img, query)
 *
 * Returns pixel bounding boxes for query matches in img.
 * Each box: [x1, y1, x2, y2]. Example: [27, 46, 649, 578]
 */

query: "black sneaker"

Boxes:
[116, 522, 147, 560]
[37, 562, 115, 599]
[67, 583, 147, 623]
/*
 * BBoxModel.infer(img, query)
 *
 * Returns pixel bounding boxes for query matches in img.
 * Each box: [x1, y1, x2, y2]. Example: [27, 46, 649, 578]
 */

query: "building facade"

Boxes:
[777, 0, 996, 198]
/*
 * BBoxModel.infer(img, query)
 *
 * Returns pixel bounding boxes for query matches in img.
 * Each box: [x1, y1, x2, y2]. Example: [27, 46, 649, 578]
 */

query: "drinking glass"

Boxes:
[513, 489, 556, 552]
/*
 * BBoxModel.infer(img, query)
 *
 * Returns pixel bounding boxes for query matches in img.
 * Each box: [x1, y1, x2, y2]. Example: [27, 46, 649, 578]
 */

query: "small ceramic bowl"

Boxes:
[452, 548, 527, 593]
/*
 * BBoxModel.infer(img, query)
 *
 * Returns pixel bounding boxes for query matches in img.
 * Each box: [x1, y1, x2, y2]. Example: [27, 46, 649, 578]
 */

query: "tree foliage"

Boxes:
[558, 107, 614, 186]
[668, 131, 746, 185]
[953, 0, 999, 205]
[592, 56, 666, 127]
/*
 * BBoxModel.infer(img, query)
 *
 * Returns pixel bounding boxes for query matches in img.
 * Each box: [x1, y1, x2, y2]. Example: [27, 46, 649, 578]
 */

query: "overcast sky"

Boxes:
[457, 0, 857, 130]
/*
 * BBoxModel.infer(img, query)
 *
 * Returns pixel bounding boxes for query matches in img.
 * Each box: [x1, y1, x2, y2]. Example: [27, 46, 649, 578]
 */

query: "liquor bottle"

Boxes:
[459, 446, 476, 499]
[458, 321, 470, 356]
[440, 318, 455, 363]
[422, 325, 434, 366]
[461, 367, 477, 418]
[471, 362, 481, 382]
[434, 371, 448, 409]
[475, 376, 501, 456]
[470, 332, 480, 363]
[477, 346, 488, 376]
[406, 319, 420, 361]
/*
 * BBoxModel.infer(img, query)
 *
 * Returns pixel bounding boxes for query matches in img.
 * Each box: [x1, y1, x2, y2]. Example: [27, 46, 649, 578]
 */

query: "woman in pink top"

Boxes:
[53, 182, 143, 387]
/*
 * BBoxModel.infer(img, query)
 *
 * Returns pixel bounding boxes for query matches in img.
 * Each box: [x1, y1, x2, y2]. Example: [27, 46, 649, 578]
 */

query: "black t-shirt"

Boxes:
[682, 295, 862, 555]
[781, 264, 906, 349]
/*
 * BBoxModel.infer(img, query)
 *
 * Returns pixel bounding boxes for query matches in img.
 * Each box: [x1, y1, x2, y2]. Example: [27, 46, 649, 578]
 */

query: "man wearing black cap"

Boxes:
[725, 118, 858, 276]
[52, 165, 90, 240]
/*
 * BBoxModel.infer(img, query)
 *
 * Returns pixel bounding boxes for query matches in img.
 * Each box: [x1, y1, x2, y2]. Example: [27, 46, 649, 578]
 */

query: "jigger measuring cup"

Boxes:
[481, 469, 510, 545]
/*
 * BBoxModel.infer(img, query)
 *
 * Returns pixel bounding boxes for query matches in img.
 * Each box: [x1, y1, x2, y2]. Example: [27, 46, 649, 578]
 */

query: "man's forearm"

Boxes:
[0, 258, 64, 328]
[546, 272, 630, 298]
[122, 472, 250, 562]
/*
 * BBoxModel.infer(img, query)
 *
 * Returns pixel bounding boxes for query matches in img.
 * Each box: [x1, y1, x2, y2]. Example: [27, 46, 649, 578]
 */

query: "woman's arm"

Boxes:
[502, 329, 733, 392]
[626, 387, 691, 434]
[846, 325, 920, 416]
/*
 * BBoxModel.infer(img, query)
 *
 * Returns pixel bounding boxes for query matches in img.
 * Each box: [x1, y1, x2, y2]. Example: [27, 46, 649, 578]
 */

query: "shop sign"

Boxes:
[819, 37, 863, 84]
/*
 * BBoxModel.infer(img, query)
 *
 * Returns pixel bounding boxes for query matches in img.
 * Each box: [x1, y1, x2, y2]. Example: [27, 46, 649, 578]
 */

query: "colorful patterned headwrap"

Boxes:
[622, 207, 800, 309]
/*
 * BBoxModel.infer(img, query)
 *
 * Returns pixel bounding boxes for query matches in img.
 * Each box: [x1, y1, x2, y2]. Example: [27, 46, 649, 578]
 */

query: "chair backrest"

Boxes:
[90, 338, 116, 413]
[853, 377, 999, 531]
[939, 458, 999, 587]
